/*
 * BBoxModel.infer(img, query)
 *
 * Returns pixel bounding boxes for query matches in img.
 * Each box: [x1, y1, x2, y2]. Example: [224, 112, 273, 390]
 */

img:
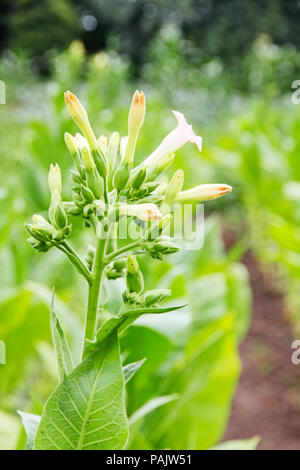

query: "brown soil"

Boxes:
[224, 251, 300, 450]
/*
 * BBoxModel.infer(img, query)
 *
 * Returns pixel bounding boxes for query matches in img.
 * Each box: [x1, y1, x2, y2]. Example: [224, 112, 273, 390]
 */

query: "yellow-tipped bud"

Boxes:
[128, 90, 145, 135]
[175, 184, 232, 202]
[165, 169, 184, 205]
[48, 164, 62, 200]
[123, 90, 146, 165]
[64, 91, 98, 151]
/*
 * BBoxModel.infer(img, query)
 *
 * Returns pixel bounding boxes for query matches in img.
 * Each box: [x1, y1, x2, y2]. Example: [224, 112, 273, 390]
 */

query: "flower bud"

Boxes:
[145, 237, 180, 259]
[26, 214, 55, 242]
[86, 244, 95, 271]
[48, 164, 62, 201]
[98, 135, 108, 153]
[144, 289, 171, 306]
[165, 169, 184, 205]
[107, 132, 120, 173]
[92, 149, 108, 178]
[126, 255, 144, 293]
[48, 164, 69, 231]
[120, 136, 128, 160]
[114, 162, 131, 192]
[82, 147, 104, 199]
[123, 91, 145, 166]
[64, 132, 83, 175]
[175, 183, 232, 202]
[64, 91, 98, 151]
[132, 167, 147, 190]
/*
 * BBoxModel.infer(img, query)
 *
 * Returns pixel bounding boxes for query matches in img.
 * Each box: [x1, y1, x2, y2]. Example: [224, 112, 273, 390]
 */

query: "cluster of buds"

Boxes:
[26, 165, 71, 251]
[26, 89, 232, 311]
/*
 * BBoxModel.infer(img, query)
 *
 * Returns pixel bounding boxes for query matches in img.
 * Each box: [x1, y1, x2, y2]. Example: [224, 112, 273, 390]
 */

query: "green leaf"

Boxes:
[85, 304, 186, 355]
[212, 436, 260, 450]
[50, 291, 74, 382]
[123, 358, 146, 384]
[17, 411, 41, 450]
[129, 394, 178, 426]
[34, 331, 128, 450]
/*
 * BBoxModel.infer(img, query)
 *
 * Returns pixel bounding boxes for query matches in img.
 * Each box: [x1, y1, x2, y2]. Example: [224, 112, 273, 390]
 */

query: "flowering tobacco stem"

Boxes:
[55, 241, 92, 284]
[82, 236, 107, 355]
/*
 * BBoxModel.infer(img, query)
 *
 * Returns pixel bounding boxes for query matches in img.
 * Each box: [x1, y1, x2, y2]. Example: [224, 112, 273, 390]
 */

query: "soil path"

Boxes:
[224, 252, 300, 450]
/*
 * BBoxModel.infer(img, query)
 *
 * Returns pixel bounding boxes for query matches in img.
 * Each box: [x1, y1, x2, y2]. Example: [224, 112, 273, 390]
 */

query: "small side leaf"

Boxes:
[129, 394, 179, 426]
[50, 290, 74, 382]
[123, 358, 146, 384]
[85, 304, 187, 355]
[17, 411, 41, 450]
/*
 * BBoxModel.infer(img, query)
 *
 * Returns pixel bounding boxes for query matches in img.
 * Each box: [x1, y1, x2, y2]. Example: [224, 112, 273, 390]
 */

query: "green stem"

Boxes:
[82, 236, 107, 355]
[104, 240, 141, 263]
[55, 242, 92, 284]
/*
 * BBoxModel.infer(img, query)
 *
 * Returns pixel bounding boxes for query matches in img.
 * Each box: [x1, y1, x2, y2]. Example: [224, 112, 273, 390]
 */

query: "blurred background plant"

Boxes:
[0, 0, 299, 450]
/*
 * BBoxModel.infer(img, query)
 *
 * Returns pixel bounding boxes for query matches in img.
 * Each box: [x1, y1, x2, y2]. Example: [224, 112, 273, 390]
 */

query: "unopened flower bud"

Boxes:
[120, 136, 128, 160]
[81, 147, 104, 199]
[175, 183, 232, 202]
[114, 162, 131, 192]
[64, 91, 98, 151]
[132, 167, 147, 190]
[165, 169, 184, 205]
[86, 244, 95, 271]
[107, 132, 120, 172]
[48, 164, 62, 201]
[123, 90, 145, 166]
[65, 133, 83, 175]
[126, 255, 144, 293]
[98, 135, 108, 153]
[144, 289, 171, 306]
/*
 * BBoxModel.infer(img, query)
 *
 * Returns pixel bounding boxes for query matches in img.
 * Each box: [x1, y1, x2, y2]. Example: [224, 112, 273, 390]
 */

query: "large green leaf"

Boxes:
[34, 331, 128, 450]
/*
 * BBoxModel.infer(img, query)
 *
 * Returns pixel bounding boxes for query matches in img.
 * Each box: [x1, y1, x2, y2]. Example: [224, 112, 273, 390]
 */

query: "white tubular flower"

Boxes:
[120, 203, 162, 221]
[48, 164, 62, 201]
[142, 110, 202, 169]
[64, 91, 98, 151]
[175, 184, 232, 202]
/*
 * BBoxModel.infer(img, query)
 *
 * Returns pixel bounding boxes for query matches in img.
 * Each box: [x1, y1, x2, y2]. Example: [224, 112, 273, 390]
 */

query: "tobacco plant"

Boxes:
[20, 90, 231, 450]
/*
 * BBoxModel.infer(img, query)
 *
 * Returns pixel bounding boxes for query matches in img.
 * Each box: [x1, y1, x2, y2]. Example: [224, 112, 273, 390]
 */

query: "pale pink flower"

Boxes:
[142, 110, 202, 169]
